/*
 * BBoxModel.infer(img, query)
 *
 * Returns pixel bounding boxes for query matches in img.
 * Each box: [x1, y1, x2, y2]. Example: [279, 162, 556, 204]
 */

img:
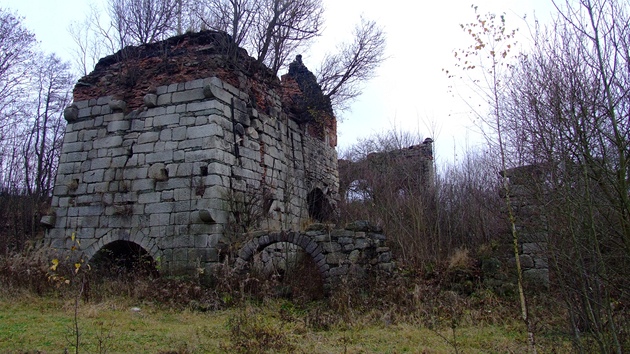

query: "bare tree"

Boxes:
[195, 0, 259, 47]
[0, 10, 71, 251]
[22, 53, 73, 198]
[68, 15, 106, 77]
[449, 7, 539, 352]
[68, 3, 134, 76]
[193, 1, 385, 107]
[16, 53, 72, 238]
[0, 8, 36, 127]
[254, 0, 324, 73]
[195, 0, 323, 74]
[0, 8, 36, 190]
[76, 0, 384, 114]
[475, 0, 630, 351]
[316, 17, 386, 112]
[108, 0, 178, 46]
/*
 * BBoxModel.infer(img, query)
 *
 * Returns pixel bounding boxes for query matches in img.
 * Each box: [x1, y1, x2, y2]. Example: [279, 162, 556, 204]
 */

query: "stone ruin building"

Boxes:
[42, 31, 393, 287]
[338, 138, 434, 202]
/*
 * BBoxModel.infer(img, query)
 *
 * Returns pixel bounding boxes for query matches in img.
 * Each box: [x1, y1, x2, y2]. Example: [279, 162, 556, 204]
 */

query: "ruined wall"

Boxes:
[43, 31, 339, 275]
[235, 221, 394, 290]
[338, 138, 434, 201]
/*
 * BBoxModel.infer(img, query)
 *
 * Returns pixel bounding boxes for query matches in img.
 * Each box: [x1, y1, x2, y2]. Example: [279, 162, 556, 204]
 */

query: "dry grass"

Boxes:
[0, 293, 573, 353]
[0, 248, 575, 353]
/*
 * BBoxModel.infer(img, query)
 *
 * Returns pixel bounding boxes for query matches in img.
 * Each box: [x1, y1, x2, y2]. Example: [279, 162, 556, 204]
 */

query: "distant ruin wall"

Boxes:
[43, 31, 340, 276]
[338, 138, 434, 201]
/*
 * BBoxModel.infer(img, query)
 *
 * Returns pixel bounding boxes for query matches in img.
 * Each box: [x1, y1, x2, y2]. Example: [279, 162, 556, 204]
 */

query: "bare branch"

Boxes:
[0, 8, 36, 122]
[317, 17, 386, 112]
[108, 0, 178, 46]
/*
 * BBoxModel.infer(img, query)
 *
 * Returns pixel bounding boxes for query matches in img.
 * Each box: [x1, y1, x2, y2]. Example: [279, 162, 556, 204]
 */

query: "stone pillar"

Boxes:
[503, 165, 549, 289]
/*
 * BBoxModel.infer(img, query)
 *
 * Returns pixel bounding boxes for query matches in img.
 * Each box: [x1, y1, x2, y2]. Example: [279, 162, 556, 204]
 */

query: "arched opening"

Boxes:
[236, 232, 328, 301]
[248, 241, 325, 301]
[307, 188, 333, 222]
[89, 240, 158, 279]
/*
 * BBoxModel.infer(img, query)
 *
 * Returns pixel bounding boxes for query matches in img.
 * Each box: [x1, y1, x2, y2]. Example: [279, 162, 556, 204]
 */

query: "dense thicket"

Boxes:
[448, 0, 630, 351]
[337, 130, 505, 269]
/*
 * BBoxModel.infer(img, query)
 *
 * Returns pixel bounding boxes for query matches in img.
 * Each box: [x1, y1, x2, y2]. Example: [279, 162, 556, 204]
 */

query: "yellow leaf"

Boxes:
[71, 232, 76, 242]
[50, 259, 59, 271]
[64, 279, 70, 284]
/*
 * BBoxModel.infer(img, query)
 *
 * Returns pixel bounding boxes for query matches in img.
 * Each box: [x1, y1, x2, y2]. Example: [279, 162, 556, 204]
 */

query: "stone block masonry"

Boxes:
[502, 165, 549, 289]
[44, 31, 341, 276]
[235, 221, 394, 290]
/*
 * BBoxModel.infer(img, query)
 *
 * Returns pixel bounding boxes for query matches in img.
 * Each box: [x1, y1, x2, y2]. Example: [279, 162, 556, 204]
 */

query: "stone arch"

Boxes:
[83, 230, 160, 267]
[89, 240, 158, 276]
[235, 231, 330, 287]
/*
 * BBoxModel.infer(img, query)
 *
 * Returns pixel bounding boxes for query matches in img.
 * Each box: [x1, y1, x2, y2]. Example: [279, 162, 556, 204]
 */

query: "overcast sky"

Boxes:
[1, 0, 555, 163]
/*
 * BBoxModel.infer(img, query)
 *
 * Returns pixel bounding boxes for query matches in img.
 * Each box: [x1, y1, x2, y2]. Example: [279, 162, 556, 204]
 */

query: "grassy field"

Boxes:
[0, 292, 573, 353]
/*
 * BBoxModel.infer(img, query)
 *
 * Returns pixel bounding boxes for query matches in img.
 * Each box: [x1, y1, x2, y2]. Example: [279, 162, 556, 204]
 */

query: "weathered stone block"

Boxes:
[144, 94, 158, 107]
[534, 257, 548, 269]
[203, 84, 232, 103]
[146, 150, 173, 164]
[61, 142, 84, 154]
[107, 120, 129, 132]
[348, 250, 360, 264]
[338, 237, 353, 245]
[378, 252, 392, 263]
[188, 100, 222, 112]
[148, 163, 169, 181]
[187, 124, 222, 139]
[342, 244, 355, 252]
[328, 265, 348, 277]
[93, 136, 122, 149]
[314, 234, 330, 242]
[172, 88, 204, 103]
[83, 169, 104, 183]
[354, 238, 369, 249]
[154, 114, 180, 127]
[519, 254, 534, 269]
[64, 105, 79, 122]
[150, 212, 171, 226]
[138, 192, 161, 204]
[131, 178, 154, 191]
[109, 100, 126, 111]
[138, 132, 159, 144]
[326, 252, 345, 264]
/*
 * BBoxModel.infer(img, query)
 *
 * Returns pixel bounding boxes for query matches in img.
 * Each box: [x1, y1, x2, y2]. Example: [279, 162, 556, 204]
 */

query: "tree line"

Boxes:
[0, 9, 73, 253]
